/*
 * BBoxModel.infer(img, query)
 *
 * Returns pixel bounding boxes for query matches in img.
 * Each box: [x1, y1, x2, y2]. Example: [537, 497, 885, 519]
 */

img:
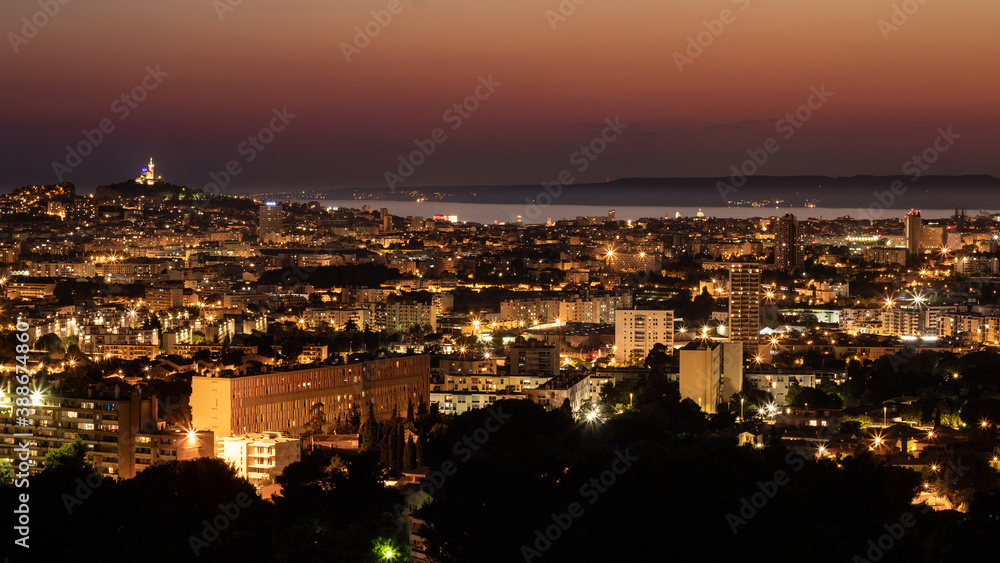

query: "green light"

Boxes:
[373, 538, 400, 561]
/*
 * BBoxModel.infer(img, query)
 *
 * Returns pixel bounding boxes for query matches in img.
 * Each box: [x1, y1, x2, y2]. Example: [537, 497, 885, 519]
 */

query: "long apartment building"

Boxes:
[80, 325, 160, 359]
[500, 294, 632, 325]
[29, 261, 97, 278]
[0, 387, 214, 478]
[191, 353, 430, 449]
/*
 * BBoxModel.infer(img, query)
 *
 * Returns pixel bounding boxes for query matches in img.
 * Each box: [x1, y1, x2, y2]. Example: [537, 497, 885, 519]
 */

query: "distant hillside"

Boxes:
[95, 180, 202, 200]
[91, 181, 256, 209]
[322, 175, 1000, 209]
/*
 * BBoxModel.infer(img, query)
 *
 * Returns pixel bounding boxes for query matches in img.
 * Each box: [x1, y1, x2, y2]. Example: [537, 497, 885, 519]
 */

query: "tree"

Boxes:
[416, 425, 427, 467]
[344, 319, 359, 332]
[43, 436, 90, 472]
[403, 436, 416, 471]
[392, 424, 404, 475]
[35, 332, 63, 354]
[307, 401, 327, 441]
[643, 342, 673, 373]
[360, 402, 378, 451]
[348, 402, 362, 429]
[0, 459, 13, 487]
[281, 338, 304, 364]
[407, 398, 415, 422]
[687, 288, 716, 324]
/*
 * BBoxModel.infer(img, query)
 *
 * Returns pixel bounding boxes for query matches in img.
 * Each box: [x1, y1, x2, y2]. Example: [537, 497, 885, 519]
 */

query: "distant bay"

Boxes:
[315, 200, 993, 225]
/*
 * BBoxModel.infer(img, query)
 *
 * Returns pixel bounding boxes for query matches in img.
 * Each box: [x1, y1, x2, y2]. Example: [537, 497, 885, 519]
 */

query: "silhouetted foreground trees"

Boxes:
[0, 450, 401, 562]
[3, 389, 1000, 561]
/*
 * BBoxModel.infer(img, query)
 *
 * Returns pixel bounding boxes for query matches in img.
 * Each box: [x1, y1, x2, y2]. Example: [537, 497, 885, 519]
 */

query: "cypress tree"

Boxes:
[416, 425, 427, 467]
[393, 424, 404, 474]
[403, 436, 416, 471]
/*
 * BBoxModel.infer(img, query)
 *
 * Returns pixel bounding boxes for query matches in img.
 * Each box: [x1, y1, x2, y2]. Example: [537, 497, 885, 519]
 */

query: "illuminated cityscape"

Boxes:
[2, 1, 1000, 561]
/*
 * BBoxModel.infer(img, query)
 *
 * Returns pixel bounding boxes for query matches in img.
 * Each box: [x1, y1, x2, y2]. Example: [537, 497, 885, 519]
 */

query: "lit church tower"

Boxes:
[136, 157, 161, 184]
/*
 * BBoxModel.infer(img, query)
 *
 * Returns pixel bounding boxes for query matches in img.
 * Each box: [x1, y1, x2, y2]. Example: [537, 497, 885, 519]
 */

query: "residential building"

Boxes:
[747, 372, 817, 405]
[615, 309, 674, 365]
[775, 213, 803, 271]
[679, 341, 743, 414]
[191, 353, 430, 451]
[0, 387, 214, 478]
[904, 210, 921, 255]
[523, 372, 591, 412]
[509, 343, 561, 376]
[863, 246, 908, 266]
[729, 263, 761, 349]
[29, 261, 96, 278]
[259, 202, 283, 243]
[220, 431, 301, 486]
[387, 301, 439, 333]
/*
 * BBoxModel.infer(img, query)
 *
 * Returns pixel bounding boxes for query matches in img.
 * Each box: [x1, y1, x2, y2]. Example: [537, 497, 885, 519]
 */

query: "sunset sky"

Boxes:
[2, 0, 997, 193]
